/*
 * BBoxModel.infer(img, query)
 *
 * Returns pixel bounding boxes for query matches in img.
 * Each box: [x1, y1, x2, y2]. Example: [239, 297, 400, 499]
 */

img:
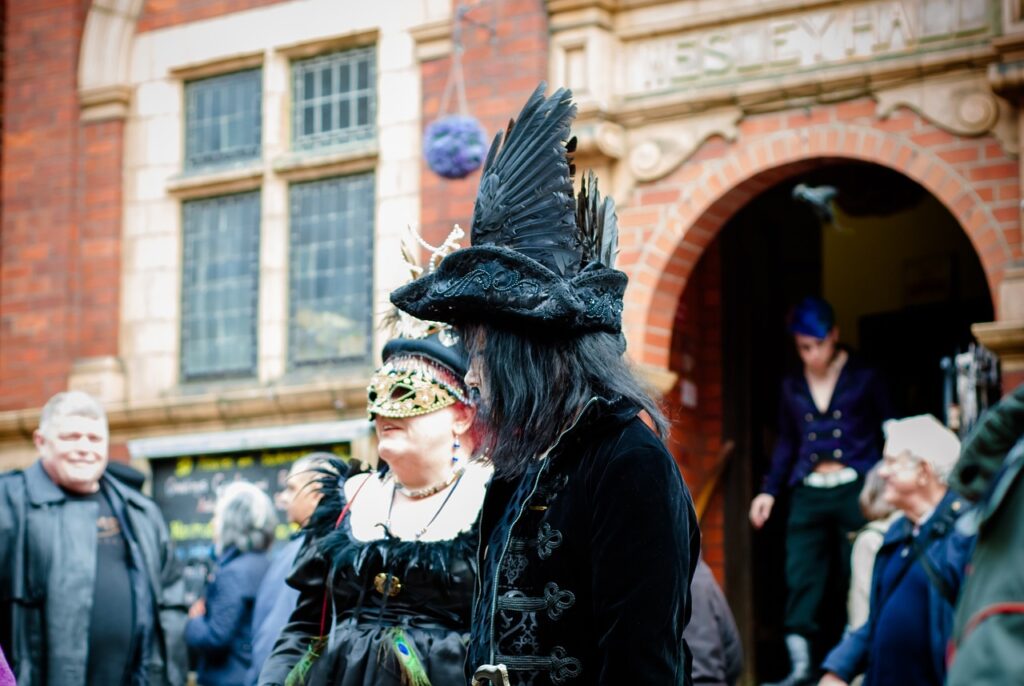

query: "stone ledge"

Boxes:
[168, 50, 265, 82]
[166, 164, 264, 198]
[973, 320, 1024, 373]
[410, 18, 452, 62]
[272, 143, 378, 182]
[276, 29, 379, 61]
[0, 379, 371, 446]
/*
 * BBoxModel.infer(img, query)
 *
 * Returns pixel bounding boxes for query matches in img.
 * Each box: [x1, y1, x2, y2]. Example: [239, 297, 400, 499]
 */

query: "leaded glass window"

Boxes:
[184, 69, 262, 171]
[289, 174, 374, 366]
[181, 192, 260, 380]
[292, 47, 376, 151]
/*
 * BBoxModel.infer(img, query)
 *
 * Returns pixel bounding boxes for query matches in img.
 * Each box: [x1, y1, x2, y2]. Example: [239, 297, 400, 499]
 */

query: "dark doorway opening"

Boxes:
[712, 161, 994, 680]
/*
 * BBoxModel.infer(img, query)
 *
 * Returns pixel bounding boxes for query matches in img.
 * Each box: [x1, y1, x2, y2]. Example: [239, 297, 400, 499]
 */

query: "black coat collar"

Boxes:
[24, 459, 149, 513]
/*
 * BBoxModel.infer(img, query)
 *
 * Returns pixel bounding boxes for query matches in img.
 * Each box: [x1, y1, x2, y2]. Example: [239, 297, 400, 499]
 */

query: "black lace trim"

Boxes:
[307, 460, 478, 583]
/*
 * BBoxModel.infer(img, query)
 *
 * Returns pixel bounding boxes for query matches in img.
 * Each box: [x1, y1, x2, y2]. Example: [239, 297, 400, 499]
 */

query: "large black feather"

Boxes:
[470, 83, 581, 276]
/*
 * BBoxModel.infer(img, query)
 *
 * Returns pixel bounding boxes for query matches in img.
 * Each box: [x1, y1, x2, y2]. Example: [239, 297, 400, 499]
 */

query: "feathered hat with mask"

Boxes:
[368, 226, 471, 420]
[390, 83, 625, 335]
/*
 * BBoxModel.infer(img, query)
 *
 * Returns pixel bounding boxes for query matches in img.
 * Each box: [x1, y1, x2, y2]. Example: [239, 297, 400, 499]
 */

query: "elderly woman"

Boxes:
[187, 480, 277, 686]
[259, 328, 490, 686]
[820, 415, 975, 686]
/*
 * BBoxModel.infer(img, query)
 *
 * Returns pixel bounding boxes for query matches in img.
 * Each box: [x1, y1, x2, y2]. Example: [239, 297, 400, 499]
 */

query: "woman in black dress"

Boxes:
[258, 329, 489, 686]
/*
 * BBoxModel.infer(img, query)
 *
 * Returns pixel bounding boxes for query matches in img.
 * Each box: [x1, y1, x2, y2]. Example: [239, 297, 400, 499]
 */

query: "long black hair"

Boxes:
[460, 324, 668, 478]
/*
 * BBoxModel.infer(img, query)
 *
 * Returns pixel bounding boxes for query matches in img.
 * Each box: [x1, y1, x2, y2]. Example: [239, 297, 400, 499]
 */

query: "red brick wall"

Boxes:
[77, 119, 124, 359]
[419, 0, 549, 247]
[0, 0, 86, 410]
[622, 100, 1021, 371]
[137, 0, 289, 32]
[665, 240, 725, 583]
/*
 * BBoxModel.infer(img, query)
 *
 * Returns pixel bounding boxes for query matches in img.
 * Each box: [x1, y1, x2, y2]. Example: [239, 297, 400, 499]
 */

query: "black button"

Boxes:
[811, 453, 819, 461]
[805, 413, 814, 422]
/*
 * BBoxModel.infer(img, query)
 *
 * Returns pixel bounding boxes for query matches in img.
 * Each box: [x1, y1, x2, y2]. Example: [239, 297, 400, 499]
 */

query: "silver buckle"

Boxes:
[472, 664, 511, 686]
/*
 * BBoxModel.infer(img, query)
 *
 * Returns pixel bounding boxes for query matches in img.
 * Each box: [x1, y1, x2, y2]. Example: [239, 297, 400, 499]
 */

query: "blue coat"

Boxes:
[822, 491, 975, 683]
[246, 535, 303, 686]
[186, 546, 270, 686]
[763, 353, 895, 496]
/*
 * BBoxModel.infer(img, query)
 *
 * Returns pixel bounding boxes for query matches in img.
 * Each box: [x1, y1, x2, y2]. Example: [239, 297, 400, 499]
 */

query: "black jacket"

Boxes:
[763, 353, 895, 496]
[0, 462, 189, 686]
[468, 397, 700, 685]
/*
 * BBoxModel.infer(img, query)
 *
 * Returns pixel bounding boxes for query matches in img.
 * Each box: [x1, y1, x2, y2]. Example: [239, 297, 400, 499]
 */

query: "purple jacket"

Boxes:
[762, 354, 896, 497]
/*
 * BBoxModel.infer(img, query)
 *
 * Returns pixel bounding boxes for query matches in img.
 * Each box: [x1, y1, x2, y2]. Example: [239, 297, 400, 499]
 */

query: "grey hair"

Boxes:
[290, 451, 334, 478]
[213, 481, 277, 554]
[39, 391, 107, 434]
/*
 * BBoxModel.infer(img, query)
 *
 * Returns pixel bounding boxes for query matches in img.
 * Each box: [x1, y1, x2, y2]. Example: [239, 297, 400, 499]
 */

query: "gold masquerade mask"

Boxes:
[367, 356, 468, 419]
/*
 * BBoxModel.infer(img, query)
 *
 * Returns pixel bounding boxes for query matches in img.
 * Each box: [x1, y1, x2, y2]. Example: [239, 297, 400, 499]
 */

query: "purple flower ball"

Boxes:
[424, 114, 488, 180]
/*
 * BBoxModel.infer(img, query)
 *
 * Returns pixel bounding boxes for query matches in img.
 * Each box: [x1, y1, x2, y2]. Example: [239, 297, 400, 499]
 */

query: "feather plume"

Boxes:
[575, 171, 619, 270]
[470, 83, 582, 276]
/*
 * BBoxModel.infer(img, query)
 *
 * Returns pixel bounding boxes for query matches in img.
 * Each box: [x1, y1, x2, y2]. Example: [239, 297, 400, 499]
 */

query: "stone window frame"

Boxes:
[165, 35, 383, 393]
[183, 67, 264, 173]
[290, 46, 377, 153]
[180, 190, 262, 382]
[287, 172, 376, 369]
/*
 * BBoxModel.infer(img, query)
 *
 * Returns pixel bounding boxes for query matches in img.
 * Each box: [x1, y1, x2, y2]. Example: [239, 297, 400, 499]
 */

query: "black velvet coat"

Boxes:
[468, 397, 700, 685]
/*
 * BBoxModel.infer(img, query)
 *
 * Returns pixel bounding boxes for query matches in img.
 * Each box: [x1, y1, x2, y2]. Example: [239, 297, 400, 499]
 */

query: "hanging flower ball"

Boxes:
[423, 114, 488, 180]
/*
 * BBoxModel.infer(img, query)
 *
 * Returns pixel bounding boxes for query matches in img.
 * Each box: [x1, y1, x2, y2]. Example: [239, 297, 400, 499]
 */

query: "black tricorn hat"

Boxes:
[391, 83, 625, 334]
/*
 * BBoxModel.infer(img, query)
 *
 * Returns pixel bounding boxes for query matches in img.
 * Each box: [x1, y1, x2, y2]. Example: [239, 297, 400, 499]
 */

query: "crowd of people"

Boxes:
[1, 83, 1023, 686]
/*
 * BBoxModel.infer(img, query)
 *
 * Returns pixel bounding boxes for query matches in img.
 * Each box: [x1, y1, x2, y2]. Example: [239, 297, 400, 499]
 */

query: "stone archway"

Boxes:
[78, 0, 147, 120]
[620, 109, 1020, 370]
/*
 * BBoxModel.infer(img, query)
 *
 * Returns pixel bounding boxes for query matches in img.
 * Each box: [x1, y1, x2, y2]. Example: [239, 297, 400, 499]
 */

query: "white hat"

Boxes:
[883, 414, 961, 482]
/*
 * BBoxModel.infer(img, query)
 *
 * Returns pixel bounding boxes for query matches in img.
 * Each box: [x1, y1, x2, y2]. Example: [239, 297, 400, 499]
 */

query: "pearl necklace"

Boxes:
[387, 468, 467, 540]
[393, 466, 466, 499]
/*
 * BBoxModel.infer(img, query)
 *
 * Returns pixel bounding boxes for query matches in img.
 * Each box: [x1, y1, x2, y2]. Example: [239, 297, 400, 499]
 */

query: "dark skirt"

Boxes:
[308, 617, 468, 686]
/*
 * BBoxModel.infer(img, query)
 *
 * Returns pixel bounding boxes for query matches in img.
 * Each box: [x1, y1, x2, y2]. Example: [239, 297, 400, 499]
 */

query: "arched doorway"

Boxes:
[669, 159, 994, 680]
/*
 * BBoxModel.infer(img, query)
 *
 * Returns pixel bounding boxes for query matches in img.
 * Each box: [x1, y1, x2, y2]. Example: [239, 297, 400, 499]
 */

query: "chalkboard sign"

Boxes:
[151, 443, 351, 603]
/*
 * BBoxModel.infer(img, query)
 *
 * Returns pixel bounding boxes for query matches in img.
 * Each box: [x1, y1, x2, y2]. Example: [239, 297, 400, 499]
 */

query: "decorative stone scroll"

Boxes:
[875, 73, 1018, 156]
[626, 108, 743, 182]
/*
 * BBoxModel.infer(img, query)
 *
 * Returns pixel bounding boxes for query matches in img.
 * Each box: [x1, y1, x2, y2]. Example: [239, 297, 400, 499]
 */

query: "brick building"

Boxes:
[3, 0, 1024, 678]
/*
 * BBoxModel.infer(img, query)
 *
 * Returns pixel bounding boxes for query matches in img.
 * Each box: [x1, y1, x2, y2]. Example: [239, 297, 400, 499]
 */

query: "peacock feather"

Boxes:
[384, 627, 432, 686]
[284, 636, 328, 686]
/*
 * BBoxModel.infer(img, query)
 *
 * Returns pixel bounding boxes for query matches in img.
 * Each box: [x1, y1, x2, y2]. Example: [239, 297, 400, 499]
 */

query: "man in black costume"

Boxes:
[391, 83, 700, 686]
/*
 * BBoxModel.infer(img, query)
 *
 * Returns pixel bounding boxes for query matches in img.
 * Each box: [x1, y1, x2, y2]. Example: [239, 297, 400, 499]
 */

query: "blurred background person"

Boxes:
[848, 463, 900, 633]
[820, 415, 973, 686]
[0, 390, 187, 686]
[246, 452, 332, 686]
[259, 321, 490, 685]
[750, 296, 895, 686]
[947, 384, 1024, 686]
[846, 464, 900, 686]
[686, 557, 743, 686]
[186, 480, 276, 686]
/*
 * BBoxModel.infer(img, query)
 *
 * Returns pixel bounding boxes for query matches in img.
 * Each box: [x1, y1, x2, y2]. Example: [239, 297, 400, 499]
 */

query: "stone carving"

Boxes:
[573, 120, 626, 160]
[876, 72, 1018, 156]
[875, 73, 1001, 137]
[626, 108, 742, 182]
